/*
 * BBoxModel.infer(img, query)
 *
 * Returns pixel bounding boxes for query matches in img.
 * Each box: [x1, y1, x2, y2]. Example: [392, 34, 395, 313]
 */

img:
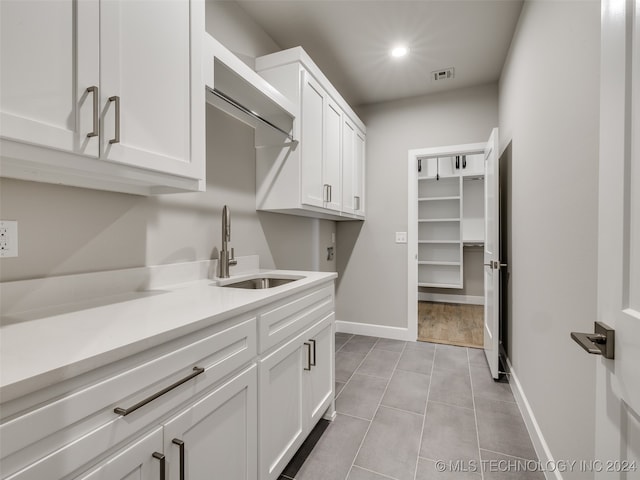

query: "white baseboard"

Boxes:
[418, 292, 484, 305]
[504, 357, 561, 480]
[335, 320, 414, 341]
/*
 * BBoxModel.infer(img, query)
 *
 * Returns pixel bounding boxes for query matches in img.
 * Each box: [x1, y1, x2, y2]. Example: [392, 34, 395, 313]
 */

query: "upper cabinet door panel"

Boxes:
[354, 130, 365, 216]
[323, 99, 342, 211]
[300, 71, 325, 208]
[100, 0, 197, 178]
[341, 119, 356, 214]
[0, 0, 99, 157]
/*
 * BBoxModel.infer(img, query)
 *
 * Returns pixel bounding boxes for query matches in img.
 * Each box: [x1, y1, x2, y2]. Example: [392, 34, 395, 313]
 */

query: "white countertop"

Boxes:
[0, 269, 336, 402]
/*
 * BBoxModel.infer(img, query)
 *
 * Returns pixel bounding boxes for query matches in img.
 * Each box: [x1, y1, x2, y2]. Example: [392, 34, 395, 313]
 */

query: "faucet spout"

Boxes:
[218, 205, 237, 278]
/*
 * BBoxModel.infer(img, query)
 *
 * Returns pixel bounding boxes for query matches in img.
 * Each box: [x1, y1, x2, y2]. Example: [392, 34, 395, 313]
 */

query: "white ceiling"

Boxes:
[235, 0, 524, 107]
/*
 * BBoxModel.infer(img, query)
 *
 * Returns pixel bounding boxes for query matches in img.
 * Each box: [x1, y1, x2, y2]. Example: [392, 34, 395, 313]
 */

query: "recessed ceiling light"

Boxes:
[390, 45, 409, 58]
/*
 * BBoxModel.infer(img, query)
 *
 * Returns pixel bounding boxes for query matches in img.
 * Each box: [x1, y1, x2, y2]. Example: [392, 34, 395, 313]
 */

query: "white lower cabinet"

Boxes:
[258, 313, 334, 480]
[0, 281, 335, 480]
[163, 365, 257, 480]
[76, 427, 164, 480]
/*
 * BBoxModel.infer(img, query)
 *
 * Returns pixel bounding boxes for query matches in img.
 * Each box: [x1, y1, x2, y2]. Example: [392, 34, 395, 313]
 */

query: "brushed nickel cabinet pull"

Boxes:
[152, 452, 166, 480]
[86, 86, 98, 138]
[354, 196, 360, 211]
[304, 342, 312, 370]
[309, 339, 316, 366]
[108, 95, 120, 144]
[172, 439, 185, 480]
[114, 366, 205, 416]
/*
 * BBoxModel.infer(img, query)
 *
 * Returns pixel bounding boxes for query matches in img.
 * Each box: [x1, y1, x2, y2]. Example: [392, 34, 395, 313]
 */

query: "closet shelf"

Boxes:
[418, 261, 461, 266]
[418, 240, 460, 244]
[418, 196, 460, 202]
[418, 282, 464, 289]
[418, 218, 460, 223]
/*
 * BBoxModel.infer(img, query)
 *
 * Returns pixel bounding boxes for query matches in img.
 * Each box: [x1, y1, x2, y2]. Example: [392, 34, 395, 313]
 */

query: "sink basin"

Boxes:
[219, 276, 302, 289]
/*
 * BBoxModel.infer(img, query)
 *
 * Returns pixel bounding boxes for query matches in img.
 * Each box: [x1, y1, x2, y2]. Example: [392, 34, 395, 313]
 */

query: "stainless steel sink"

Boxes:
[219, 276, 300, 289]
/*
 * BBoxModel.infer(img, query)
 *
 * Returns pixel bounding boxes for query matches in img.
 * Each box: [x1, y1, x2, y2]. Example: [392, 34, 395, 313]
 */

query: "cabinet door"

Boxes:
[99, 0, 203, 179]
[0, 0, 99, 157]
[75, 427, 164, 480]
[258, 336, 306, 480]
[300, 71, 326, 208]
[323, 98, 342, 211]
[163, 365, 257, 480]
[341, 119, 356, 214]
[304, 315, 335, 425]
[354, 130, 366, 216]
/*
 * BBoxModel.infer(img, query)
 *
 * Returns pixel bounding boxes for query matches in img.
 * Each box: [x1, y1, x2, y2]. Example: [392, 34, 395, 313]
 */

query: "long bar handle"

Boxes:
[114, 366, 205, 416]
[172, 439, 185, 480]
[86, 86, 99, 138]
[354, 196, 361, 211]
[304, 342, 312, 370]
[309, 339, 316, 366]
[109, 95, 120, 144]
[152, 452, 166, 480]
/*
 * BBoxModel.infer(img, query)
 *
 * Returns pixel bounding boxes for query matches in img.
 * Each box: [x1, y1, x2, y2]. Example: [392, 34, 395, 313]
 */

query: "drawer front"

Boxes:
[258, 284, 334, 354]
[0, 315, 257, 479]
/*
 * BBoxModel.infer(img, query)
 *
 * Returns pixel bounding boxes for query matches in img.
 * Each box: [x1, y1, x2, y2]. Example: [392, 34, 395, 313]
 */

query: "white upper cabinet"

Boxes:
[0, 0, 205, 195]
[255, 47, 366, 221]
[0, 0, 99, 158]
[421, 153, 484, 179]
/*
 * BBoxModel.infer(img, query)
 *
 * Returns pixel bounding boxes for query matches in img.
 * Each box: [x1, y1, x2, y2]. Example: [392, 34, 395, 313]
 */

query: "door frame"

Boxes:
[407, 142, 486, 342]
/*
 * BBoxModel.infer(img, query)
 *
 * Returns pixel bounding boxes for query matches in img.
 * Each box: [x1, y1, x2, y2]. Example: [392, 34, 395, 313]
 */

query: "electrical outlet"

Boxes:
[0, 220, 18, 258]
[395, 232, 407, 244]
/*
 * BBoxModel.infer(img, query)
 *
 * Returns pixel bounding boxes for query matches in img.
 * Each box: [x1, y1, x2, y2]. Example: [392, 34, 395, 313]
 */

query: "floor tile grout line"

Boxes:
[426, 398, 476, 411]
[478, 448, 541, 462]
[467, 347, 485, 480]
[350, 465, 400, 480]
[412, 342, 437, 480]
[344, 338, 408, 480]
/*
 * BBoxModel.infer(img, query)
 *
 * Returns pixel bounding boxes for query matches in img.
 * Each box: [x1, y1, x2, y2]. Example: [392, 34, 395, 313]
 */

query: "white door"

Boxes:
[163, 365, 257, 480]
[354, 130, 366, 216]
[100, 0, 199, 178]
[0, 0, 99, 157]
[593, 0, 640, 474]
[324, 98, 342, 211]
[483, 128, 500, 379]
[304, 316, 335, 425]
[75, 427, 164, 480]
[300, 71, 325, 208]
[342, 118, 356, 214]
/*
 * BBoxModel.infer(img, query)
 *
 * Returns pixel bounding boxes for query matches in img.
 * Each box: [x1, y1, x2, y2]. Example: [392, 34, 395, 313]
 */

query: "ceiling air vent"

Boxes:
[432, 68, 455, 81]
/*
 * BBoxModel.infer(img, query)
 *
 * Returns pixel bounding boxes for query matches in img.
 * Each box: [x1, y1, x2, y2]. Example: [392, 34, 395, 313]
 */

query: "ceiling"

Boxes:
[235, 0, 524, 107]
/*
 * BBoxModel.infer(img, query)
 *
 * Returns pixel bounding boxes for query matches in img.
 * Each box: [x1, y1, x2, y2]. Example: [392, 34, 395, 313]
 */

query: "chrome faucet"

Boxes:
[218, 205, 237, 278]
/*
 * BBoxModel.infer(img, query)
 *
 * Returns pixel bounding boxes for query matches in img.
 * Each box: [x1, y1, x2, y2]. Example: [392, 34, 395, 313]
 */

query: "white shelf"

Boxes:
[418, 218, 460, 223]
[418, 261, 461, 266]
[418, 282, 464, 289]
[418, 240, 459, 244]
[418, 196, 460, 202]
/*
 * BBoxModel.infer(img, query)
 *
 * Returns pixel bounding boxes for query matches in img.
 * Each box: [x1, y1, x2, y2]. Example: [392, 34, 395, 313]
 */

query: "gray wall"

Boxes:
[499, 0, 599, 475]
[336, 84, 498, 328]
[0, 0, 336, 282]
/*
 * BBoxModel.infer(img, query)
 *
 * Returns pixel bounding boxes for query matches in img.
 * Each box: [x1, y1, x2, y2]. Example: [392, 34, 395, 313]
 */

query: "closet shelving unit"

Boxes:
[417, 174, 463, 288]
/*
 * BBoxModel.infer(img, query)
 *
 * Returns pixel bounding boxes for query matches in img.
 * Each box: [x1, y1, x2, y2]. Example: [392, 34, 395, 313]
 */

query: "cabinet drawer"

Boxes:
[258, 284, 334, 354]
[0, 315, 256, 479]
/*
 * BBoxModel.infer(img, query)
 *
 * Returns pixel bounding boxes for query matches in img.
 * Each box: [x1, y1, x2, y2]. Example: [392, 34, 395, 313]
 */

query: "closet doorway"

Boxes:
[407, 129, 501, 378]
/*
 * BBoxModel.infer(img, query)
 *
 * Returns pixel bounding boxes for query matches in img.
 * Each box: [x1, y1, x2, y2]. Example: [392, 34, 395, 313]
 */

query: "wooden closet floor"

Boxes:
[418, 301, 484, 348]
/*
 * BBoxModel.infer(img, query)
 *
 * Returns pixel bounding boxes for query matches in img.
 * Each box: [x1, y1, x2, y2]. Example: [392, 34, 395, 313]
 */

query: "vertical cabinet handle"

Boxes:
[329, 185, 332, 203]
[462, 155, 467, 169]
[152, 452, 166, 480]
[86, 86, 99, 138]
[109, 95, 120, 144]
[354, 196, 360, 211]
[304, 342, 312, 370]
[455, 155, 460, 169]
[309, 339, 316, 366]
[172, 439, 185, 480]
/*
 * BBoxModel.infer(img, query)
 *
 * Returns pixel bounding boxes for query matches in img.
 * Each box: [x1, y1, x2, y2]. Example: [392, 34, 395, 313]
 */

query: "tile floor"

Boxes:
[279, 333, 543, 480]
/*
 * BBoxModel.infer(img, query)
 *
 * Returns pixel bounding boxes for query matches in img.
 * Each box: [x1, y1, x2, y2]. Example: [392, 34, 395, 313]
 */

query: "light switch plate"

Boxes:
[395, 232, 407, 244]
[0, 220, 18, 258]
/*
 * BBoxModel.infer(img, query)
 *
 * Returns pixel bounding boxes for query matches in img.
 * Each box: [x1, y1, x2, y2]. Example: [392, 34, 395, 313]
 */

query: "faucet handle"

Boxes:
[230, 247, 238, 266]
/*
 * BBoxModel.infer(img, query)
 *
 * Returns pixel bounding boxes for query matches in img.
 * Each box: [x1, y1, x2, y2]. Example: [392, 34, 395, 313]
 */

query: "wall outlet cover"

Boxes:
[395, 232, 407, 244]
[0, 220, 18, 258]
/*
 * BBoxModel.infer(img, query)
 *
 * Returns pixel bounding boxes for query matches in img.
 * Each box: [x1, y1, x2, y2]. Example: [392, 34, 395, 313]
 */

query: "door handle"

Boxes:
[108, 95, 120, 144]
[152, 452, 166, 480]
[304, 342, 312, 370]
[86, 86, 99, 138]
[172, 439, 185, 480]
[309, 339, 316, 366]
[571, 321, 615, 359]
